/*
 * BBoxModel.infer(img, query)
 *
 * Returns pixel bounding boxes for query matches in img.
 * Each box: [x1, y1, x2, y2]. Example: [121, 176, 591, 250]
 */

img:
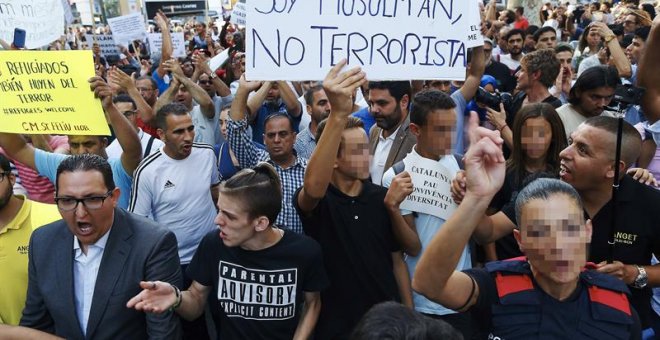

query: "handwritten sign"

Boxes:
[246, 0, 483, 81]
[107, 13, 147, 46]
[399, 152, 458, 220]
[231, 2, 247, 26]
[147, 32, 186, 58]
[84, 35, 121, 56]
[0, 51, 110, 136]
[0, 0, 65, 49]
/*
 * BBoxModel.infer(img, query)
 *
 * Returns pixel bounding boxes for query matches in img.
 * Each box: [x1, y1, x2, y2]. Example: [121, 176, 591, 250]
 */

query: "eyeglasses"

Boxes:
[137, 87, 154, 93]
[624, 20, 637, 25]
[54, 191, 113, 211]
[122, 110, 137, 117]
[0, 172, 8, 182]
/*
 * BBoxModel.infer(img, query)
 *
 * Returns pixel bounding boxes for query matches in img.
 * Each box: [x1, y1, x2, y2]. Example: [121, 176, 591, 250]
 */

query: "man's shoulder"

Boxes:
[31, 219, 68, 245]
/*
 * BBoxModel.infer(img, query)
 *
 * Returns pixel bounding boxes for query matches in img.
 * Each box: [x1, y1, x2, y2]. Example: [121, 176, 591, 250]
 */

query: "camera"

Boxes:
[475, 87, 502, 110]
[607, 84, 645, 110]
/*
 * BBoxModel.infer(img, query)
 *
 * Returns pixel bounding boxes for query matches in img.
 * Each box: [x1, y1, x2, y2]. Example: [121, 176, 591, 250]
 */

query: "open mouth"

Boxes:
[559, 163, 571, 178]
[78, 222, 93, 236]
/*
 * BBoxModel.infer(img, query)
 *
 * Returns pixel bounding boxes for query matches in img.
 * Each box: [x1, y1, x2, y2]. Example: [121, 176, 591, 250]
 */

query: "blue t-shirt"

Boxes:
[34, 149, 133, 208]
[250, 101, 301, 144]
[152, 72, 170, 97]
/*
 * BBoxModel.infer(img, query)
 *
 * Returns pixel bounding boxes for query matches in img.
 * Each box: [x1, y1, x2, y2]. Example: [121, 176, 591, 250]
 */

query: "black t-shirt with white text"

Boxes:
[187, 229, 329, 340]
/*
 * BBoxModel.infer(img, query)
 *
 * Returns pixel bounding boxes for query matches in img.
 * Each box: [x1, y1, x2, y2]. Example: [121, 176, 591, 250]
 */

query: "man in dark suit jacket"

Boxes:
[20, 154, 182, 340]
[367, 81, 416, 185]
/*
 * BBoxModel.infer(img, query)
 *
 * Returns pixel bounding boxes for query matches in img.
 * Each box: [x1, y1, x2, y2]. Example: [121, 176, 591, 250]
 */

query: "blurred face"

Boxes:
[219, 108, 230, 139]
[175, 85, 193, 109]
[266, 83, 281, 102]
[336, 128, 370, 180]
[623, 14, 638, 34]
[414, 109, 456, 158]
[215, 192, 257, 248]
[516, 195, 591, 285]
[521, 117, 552, 161]
[68, 136, 106, 156]
[559, 124, 614, 191]
[116, 102, 138, 130]
[427, 80, 452, 94]
[515, 64, 531, 91]
[575, 86, 615, 117]
[300, 81, 318, 92]
[181, 60, 194, 78]
[586, 28, 602, 49]
[507, 33, 524, 56]
[0, 170, 14, 210]
[158, 114, 195, 160]
[537, 31, 557, 49]
[56, 170, 118, 251]
[92, 44, 100, 54]
[307, 89, 331, 124]
[264, 116, 296, 162]
[524, 35, 537, 51]
[369, 89, 407, 132]
[625, 36, 645, 64]
[483, 43, 493, 63]
[556, 51, 573, 70]
[198, 74, 215, 97]
[136, 79, 158, 104]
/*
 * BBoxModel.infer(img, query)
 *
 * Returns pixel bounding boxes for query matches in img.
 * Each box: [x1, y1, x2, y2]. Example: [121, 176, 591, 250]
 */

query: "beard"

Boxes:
[375, 105, 403, 131]
[0, 185, 13, 210]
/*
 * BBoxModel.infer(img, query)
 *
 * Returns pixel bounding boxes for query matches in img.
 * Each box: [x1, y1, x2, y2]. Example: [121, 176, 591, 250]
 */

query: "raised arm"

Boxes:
[226, 76, 267, 168]
[296, 60, 367, 214]
[278, 81, 303, 118]
[592, 22, 632, 78]
[460, 45, 486, 102]
[384, 171, 422, 256]
[0, 133, 36, 169]
[246, 81, 272, 122]
[639, 16, 660, 123]
[413, 125, 505, 310]
[155, 11, 172, 79]
[154, 73, 180, 114]
[89, 77, 142, 174]
[193, 53, 231, 97]
[108, 67, 156, 124]
[175, 73, 215, 119]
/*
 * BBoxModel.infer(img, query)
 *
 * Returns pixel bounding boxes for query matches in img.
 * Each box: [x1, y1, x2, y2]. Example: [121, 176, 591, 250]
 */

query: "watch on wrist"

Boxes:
[605, 34, 616, 43]
[208, 72, 218, 80]
[633, 265, 648, 289]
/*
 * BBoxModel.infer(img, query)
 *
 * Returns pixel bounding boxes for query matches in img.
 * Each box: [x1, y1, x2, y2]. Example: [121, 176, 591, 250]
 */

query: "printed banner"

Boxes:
[0, 51, 110, 136]
[85, 34, 121, 56]
[0, 0, 65, 49]
[245, 0, 484, 81]
[399, 152, 458, 220]
[147, 32, 186, 58]
[107, 13, 148, 46]
[230, 2, 247, 26]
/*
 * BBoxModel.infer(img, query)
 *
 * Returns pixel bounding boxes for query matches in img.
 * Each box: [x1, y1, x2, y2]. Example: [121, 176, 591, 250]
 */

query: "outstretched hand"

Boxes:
[126, 281, 176, 314]
[323, 59, 366, 117]
[464, 112, 506, 199]
[88, 76, 114, 109]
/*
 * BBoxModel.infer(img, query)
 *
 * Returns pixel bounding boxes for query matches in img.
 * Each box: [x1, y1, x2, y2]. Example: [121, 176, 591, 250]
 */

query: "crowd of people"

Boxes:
[2, 0, 660, 339]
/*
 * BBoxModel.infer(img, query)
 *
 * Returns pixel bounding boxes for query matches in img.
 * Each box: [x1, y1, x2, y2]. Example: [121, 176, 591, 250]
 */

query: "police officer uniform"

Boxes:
[464, 258, 642, 340]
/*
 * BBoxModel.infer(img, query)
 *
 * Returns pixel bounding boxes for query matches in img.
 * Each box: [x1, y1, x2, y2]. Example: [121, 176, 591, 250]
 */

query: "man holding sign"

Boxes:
[382, 90, 473, 339]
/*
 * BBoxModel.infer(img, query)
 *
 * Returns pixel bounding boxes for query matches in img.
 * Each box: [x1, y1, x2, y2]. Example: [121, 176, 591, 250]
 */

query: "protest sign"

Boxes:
[85, 35, 121, 56]
[0, 0, 64, 49]
[208, 49, 230, 72]
[108, 13, 148, 46]
[0, 51, 110, 136]
[147, 32, 186, 58]
[246, 0, 483, 81]
[230, 2, 247, 26]
[399, 153, 458, 220]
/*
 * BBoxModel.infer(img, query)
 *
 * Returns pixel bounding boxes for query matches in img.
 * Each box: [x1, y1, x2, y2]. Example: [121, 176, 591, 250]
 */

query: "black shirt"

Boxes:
[187, 230, 329, 340]
[294, 182, 401, 340]
[587, 176, 660, 328]
[485, 60, 517, 93]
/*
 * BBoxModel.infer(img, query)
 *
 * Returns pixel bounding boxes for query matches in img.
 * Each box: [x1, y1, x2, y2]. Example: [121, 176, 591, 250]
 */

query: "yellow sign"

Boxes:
[0, 50, 110, 136]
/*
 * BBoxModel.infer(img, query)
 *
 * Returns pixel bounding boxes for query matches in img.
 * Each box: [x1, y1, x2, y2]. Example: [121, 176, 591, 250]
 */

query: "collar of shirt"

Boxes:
[379, 125, 401, 142]
[137, 128, 144, 140]
[73, 227, 111, 257]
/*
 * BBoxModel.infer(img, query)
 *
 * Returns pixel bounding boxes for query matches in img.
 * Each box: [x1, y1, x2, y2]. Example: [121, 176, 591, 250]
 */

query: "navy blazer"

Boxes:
[20, 208, 182, 340]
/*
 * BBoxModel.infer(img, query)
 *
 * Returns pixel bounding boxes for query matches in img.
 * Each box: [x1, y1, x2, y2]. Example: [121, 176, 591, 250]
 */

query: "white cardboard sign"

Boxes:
[399, 152, 458, 220]
[147, 32, 186, 58]
[108, 13, 147, 46]
[0, 0, 65, 49]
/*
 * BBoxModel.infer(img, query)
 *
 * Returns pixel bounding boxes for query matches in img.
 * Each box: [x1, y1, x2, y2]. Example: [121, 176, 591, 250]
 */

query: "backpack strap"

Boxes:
[392, 160, 406, 175]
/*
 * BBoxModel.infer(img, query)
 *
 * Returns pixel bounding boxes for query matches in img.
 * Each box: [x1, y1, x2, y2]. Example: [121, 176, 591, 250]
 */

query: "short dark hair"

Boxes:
[515, 6, 524, 15]
[506, 28, 525, 42]
[303, 85, 325, 107]
[635, 26, 651, 42]
[568, 66, 621, 106]
[368, 81, 412, 103]
[583, 116, 641, 167]
[533, 26, 557, 43]
[156, 102, 190, 130]
[515, 178, 584, 228]
[264, 113, 295, 132]
[220, 162, 282, 224]
[0, 154, 11, 172]
[350, 302, 462, 340]
[315, 116, 364, 143]
[555, 43, 574, 55]
[503, 10, 516, 24]
[55, 154, 116, 194]
[136, 76, 158, 90]
[521, 49, 560, 88]
[525, 25, 540, 38]
[410, 90, 457, 126]
[113, 94, 136, 110]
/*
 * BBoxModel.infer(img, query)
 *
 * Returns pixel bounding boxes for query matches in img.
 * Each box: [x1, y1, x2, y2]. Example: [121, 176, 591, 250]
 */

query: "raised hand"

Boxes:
[384, 171, 414, 209]
[322, 59, 366, 117]
[88, 76, 114, 109]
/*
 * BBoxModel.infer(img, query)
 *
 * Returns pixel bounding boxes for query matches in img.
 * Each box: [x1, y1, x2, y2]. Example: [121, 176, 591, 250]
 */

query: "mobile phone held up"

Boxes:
[13, 28, 26, 49]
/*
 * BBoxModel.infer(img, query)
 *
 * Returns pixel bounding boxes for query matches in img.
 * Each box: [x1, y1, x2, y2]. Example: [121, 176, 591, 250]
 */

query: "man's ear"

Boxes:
[157, 128, 165, 141]
[254, 216, 270, 232]
[409, 123, 422, 137]
[400, 94, 410, 111]
[513, 229, 524, 253]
